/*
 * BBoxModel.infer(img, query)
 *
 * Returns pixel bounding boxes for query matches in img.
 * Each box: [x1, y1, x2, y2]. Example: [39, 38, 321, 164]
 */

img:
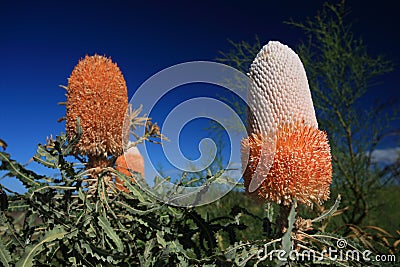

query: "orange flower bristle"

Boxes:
[242, 121, 332, 206]
[66, 54, 129, 159]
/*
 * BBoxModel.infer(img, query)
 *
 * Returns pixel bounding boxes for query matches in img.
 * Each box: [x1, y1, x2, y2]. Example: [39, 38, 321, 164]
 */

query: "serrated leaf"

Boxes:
[0, 238, 12, 267]
[16, 226, 67, 267]
[33, 145, 58, 169]
[156, 231, 167, 247]
[235, 244, 260, 266]
[98, 215, 124, 252]
[80, 243, 93, 256]
[78, 187, 85, 201]
[140, 238, 156, 267]
[113, 170, 146, 202]
[116, 200, 161, 216]
[187, 210, 216, 252]
[80, 243, 106, 263]
[79, 242, 124, 265]
[0, 151, 40, 188]
[78, 188, 93, 212]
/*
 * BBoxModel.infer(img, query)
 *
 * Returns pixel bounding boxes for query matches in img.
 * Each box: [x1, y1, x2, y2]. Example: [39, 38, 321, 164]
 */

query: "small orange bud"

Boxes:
[115, 146, 144, 192]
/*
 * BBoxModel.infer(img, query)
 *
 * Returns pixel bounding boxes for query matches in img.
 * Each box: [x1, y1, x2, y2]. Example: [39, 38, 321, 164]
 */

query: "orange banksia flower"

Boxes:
[242, 41, 332, 206]
[66, 54, 129, 164]
[242, 122, 332, 206]
[115, 146, 144, 192]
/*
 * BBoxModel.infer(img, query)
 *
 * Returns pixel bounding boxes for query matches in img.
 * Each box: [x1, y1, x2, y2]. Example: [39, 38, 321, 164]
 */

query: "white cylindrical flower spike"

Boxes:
[242, 41, 332, 206]
[247, 41, 318, 134]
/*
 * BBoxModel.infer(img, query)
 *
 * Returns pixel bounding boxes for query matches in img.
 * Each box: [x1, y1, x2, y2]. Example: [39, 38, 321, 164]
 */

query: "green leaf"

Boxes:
[116, 200, 161, 216]
[139, 238, 156, 267]
[0, 238, 12, 267]
[113, 170, 147, 202]
[281, 200, 297, 260]
[312, 194, 341, 222]
[156, 231, 167, 247]
[33, 145, 58, 169]
[0, 151, 40, 188]
[79, 243, 120, 264]
[78, 188, 93, 212]
[186, 210, 216, 253]
[16, 226, 67, 267]
[98, 215, 124, 252]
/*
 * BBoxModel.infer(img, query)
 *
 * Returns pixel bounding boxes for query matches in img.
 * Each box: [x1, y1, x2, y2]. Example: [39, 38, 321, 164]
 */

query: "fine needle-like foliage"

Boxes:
[217, 0, 399, 217]
[285, 0, 399, 230]
[213, 0, 399, 260]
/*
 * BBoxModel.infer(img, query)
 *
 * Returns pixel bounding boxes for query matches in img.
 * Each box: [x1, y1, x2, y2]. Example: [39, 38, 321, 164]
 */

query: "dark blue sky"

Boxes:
[1, 0, 399, 192]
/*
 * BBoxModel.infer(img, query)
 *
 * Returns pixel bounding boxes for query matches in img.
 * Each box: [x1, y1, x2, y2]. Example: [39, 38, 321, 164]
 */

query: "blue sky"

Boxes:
[1, 0, 399, 192]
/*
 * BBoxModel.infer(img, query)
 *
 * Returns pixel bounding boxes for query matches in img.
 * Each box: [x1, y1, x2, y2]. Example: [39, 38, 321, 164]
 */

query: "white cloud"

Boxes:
[370, 147, 400, 165]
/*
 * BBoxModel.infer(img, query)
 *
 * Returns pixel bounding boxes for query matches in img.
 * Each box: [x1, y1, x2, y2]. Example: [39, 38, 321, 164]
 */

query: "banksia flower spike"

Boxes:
[115, 145, 145, 192]
[242, 41, 332, 206]
[66, 55, 129, 169]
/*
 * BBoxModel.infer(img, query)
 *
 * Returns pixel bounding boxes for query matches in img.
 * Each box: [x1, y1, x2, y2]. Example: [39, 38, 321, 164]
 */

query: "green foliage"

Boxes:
[0, 131, 231, 265]
[0, 236, 12, 267]
[216, 36, 261, 75]
[309, 196, 340, 225]
[1, 129, 386, 265]
[216, 0, 399, 240]
[16, 226, 68, 267]
[281, 201, 296, 258]
[0, 130, 273, 265]
[0, 151, 41, 188]
[285, 0, 398, 228]
[1, 1, 399, 265]
[366, 187, 400, 234]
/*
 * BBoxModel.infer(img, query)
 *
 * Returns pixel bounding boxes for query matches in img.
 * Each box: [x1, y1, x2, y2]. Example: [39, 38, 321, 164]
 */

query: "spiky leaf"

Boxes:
[33, 145, 59, 169]
[0, 151, 40, 188]
[16, 226, 67, 267]
[0, 238, 12, 267]
[98, 215, 124, 252]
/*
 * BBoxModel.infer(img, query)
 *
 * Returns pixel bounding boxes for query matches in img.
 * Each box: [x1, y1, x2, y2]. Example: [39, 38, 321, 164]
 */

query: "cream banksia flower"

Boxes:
[241, 41, 332, 206]
[66, 55, 129, 168]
